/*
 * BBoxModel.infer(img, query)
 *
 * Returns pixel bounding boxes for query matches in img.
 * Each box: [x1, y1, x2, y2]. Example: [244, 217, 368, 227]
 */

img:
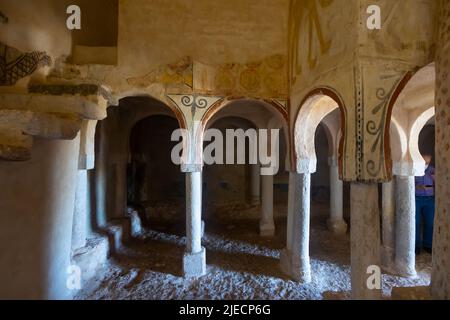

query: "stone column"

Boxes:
[200, 172, 205, 238]
[71, 170, 88, 252]
[260, 173, 275, 236]
[395, 175, 417, 278]
[94, 120, 108, 228]
[432, 0, 450, 299]
[0, 137, 80, 299]
[350, 183, 382, 300]
[280, 172, 311, 283]
[113, 161, 127, 219]
[381, 180, 396, 273]
[250, 164, 261, 205]
[183, 171, 206, 277]
[327, 157, 347, 234]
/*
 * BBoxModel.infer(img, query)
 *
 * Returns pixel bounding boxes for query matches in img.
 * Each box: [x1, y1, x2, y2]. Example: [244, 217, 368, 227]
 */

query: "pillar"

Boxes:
[200, 173, 205, 238]
[381, 180, 396, 273]
[280, 172, 311, 283]
[431, 0, 450, 299]
[395, 175, 417, 278]
[113, 161, 127, 219]
[94, 120, 108, 228]
[327, 158, 347, 234]
[71, 170, 88, 252]
[250, 164, 261, 205]
[260, 173, 275, 236]
[0, 136, 80, 299]
[350, 183, 382, 300]
[183, 171, 206, 277]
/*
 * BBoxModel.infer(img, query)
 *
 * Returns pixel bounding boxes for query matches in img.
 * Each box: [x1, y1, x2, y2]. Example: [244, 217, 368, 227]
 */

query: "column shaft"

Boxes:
[381, 180, 396, 273]
[250, 164, 261, 205]
[186, 171, 202, 253]
[280, 172, 311, 283]
[113, 162, 127, 219]
[327, 163, 347, 234]
[395, 176, 417, 277]
[0, 137, 80, 299]
[183, 171, 206, 277]
[72, 170, 88, 252]
[350, 183, 382, 300]
[260, 174, 275, 236]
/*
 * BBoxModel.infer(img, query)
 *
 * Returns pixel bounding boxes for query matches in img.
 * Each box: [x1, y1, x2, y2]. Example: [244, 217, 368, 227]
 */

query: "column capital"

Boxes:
[393, 161, 426, 177]
[296, 158, 316, 174]
[0, 84, 109, 161]
[181, 163, 203, 173]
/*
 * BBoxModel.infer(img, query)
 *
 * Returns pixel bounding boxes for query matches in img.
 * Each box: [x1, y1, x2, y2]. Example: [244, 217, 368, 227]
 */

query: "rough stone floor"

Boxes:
[76, 203, 432, 300]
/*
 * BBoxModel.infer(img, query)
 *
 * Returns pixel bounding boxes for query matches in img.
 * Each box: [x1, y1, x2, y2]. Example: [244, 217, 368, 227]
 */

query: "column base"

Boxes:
[183, 247, 207, 278]
[395, 261, 417, 279]
[72, 235, 109, 289]
[327, 218, 348, 235]
[280, 249, 312, 283]
[259, 220, 275, 237]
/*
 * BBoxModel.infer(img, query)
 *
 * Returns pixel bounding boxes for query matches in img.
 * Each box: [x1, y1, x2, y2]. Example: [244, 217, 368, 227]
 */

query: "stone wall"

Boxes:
[0, 137, 80, 299]
[431, 0, 450, 300]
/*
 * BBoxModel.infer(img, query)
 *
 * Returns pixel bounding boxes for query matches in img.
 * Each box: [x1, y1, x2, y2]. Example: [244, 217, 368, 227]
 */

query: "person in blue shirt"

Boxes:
[415, 153, 435, 255]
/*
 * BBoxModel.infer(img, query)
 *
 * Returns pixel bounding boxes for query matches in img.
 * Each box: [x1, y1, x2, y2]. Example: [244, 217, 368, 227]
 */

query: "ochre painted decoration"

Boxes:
[289, 0, 436, 183]
[199, 54, 287, 98]
[349, 63, 410, 182]
[127, 56, 193, 90]
[289, 0, 334, 85]
[166, 94, 223, 171]
[0, 43, 51, 86]
[127, 55, 287, 99]
[167, 94, 223, 128]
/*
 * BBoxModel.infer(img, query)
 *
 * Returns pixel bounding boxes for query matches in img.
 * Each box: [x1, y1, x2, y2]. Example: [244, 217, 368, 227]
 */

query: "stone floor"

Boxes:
[76, 203, 432, 300]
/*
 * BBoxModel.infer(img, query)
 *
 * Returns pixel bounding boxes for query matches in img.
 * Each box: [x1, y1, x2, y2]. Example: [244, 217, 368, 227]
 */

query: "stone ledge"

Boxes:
[28, 83, 100, 96]
[72, 235, 109, 288]
[391, 286, 432, 300]
[322, 291, 351, 300]
[0, 91, 108, 120]
[0, 88, 110, 161]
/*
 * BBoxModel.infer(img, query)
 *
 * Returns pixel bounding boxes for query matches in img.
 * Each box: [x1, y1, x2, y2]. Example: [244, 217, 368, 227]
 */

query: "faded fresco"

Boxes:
[289, 0, 357, 89]
[289, 0, 437, 182]
[359, 0, 437, 65]
[126, 54, 288, 99]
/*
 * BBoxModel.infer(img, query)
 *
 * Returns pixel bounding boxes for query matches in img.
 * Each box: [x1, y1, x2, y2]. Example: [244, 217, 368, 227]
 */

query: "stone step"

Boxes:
[391, 286, 431, 300]
[71, 234, 109, 287]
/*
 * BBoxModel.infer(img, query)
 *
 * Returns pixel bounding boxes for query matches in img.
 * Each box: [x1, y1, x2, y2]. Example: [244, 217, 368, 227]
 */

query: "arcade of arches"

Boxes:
[0, 0, 449, 300]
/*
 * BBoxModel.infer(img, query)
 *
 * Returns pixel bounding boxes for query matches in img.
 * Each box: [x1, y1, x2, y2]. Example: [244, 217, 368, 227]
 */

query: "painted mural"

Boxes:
[289, 0, 356, 88]
[289, 0, 437, 182]
[127, 54, 288, 99]
[127, 56, 193, 92]
[0, 42, 51, 86]
[195, 54, 287, 98]
[360, 0, 437, 65]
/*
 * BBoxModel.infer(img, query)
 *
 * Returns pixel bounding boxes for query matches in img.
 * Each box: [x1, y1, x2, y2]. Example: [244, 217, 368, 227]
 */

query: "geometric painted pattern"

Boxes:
[0, 42, 51, 86]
